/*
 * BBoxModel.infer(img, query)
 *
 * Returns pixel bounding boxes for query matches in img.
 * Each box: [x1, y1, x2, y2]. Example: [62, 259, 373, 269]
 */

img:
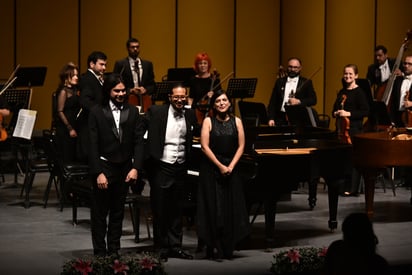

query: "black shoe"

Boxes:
[134, 236, 140, 243]
[159, 253, 168, 262]
[169, 249, 193, 260]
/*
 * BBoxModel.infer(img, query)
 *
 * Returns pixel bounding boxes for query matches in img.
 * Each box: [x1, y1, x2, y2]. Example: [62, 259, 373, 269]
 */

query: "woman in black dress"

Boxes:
[54, 62, 81, 162]
[197, 89, 250, 260]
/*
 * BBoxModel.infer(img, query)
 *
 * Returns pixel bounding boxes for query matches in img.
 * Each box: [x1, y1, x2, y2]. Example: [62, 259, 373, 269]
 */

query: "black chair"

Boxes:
[42, 129, 89, 211]
[238, 101, 268, 126]
[18, 135, 49, 208]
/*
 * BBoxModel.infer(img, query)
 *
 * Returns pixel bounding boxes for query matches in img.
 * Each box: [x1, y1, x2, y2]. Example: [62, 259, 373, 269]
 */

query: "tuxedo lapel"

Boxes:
[102, 106, 119, 139]
[118, 106, 130, 142]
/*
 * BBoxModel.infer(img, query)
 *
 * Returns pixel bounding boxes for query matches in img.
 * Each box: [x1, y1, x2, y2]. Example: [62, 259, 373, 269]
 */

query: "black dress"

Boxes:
[55, 87, 81, 162]
[197, 116, 250, 258]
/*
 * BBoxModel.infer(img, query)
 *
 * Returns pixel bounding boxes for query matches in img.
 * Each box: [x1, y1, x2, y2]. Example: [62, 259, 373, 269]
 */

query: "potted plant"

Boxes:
[61, 252, 166, 275]
[270, 246, 327, 275]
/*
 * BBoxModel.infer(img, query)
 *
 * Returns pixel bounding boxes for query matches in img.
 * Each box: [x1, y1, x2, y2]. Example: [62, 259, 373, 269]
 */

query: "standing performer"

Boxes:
[267, 57, 317, 126]
[88, 73, 145, 257]
[113, 37, 155, 113]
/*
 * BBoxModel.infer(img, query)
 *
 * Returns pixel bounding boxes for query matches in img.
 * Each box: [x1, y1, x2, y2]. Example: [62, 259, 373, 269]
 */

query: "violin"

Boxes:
[0, 114, 7, 142]
[402, 91, 412, 127]
[337, 94, 352, 144]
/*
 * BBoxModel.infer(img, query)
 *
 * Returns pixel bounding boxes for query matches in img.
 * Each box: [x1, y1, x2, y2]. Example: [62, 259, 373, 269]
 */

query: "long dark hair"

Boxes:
[102, 73, 123, 104]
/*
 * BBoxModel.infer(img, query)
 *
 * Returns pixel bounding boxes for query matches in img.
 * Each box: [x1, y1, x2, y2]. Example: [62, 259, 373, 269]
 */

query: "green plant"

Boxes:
[61, 252, 166, 275]
[270, 246, 327, 274]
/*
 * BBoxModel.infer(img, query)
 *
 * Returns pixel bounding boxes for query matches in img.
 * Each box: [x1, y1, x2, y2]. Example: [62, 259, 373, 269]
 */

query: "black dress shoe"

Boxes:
[169, 249, 194, 260]
[159, 253, 168, 262]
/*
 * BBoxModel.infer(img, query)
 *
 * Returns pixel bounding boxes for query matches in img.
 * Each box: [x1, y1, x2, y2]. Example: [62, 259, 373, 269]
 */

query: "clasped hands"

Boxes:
[130, 86, 146, 95]
[96, 168, 138, 189]
[334, 110, 350, 117]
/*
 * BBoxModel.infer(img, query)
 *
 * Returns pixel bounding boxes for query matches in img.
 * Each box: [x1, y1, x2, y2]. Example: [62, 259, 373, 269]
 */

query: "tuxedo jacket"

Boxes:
[145, 104, 200, 162]
[88, 102, 145, 176]
[79, 70, 103, 116]
[267, 76, 317, 121]
[366, 58, 396, 87]
[390, 75, 412, 126]
[113, 57, 156, 95]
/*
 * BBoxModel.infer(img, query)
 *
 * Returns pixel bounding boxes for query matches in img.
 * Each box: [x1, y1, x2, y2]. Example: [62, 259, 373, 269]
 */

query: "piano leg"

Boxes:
[263, 197, 278, 248]
[325, 177, 343, 231]
[308, 178, 318, 209]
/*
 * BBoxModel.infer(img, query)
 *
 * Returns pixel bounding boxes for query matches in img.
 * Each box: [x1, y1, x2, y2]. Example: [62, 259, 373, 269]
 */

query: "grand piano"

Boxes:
[239, 125, 352, 246]
[352, 129, 412, 218]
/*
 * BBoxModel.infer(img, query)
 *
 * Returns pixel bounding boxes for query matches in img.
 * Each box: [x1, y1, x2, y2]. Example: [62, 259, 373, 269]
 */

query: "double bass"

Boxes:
[378, 30, 412, 106]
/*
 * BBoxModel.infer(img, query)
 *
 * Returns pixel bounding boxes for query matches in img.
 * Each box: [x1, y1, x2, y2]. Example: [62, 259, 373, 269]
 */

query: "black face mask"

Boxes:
[288, 71, 300, 78]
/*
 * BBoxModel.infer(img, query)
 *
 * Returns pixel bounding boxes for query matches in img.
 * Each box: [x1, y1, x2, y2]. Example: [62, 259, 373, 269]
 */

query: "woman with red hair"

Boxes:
[188, 52, 221, 124]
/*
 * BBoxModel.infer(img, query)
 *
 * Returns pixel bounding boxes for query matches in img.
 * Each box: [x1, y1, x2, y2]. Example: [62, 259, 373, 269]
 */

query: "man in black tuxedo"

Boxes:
[88, 73, 145, 257]
[113, 37, 155, 113]
[267, 57, 317, 126]
[77, 51, 107, 162]
[366, 45, 398, 99]
[145, 83, 200, 261]
[389, 55, 412, 127]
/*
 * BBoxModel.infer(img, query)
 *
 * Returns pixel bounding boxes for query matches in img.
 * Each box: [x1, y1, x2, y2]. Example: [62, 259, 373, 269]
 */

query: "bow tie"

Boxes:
[404, 74, 412, 80]
[174, 111, 184, 118]
[287, 77, 298, 83]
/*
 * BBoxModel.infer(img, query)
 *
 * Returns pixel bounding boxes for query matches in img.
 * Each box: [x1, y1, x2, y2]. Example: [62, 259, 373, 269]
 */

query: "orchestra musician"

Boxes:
[113, 37, 155, 113]
[267, 57, 317, 126]
[366, 45, 401, 100]
[188, 52, 221, 124]
[389, 55, 412, 127]
[54, 62, 81, 162]
[77, 51, 107, 162]
[332, 64, 369, 196]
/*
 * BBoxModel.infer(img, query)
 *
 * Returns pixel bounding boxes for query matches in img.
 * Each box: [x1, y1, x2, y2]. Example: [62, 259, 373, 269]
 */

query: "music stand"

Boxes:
[153, 81, 181, 103]
[14, 67, 47, 87]
[167, 68, 196, 86]
[226, 78, 258, 99]
[285, 105, 318, 128]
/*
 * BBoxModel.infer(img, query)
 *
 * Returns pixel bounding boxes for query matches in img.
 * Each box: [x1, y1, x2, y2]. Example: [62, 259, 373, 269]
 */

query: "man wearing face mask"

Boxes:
[267, 57, 317, 126]
[88, 73, 145, 257]
[145, 83, 200, 261]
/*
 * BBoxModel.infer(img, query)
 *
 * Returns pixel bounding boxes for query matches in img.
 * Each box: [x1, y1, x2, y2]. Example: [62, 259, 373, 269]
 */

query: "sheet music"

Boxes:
[12, 109, 37, 140]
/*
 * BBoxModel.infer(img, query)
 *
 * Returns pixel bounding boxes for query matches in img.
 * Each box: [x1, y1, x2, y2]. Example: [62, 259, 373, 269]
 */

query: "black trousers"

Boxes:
[90, 161, 129, 256]
[148, 160, 186, 251]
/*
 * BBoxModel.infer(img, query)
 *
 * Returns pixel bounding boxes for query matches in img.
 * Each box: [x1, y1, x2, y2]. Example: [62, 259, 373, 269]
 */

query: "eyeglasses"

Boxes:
[288, 66, 301, 69]
[112, 89, 126, 93]
[129, 45, 139, 49]
[404, 62, 412, 66]
[171, 95, 187, 100]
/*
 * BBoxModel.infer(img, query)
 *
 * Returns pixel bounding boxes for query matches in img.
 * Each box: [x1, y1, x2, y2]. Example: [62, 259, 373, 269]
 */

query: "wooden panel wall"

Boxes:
[1, 0, 411, 131]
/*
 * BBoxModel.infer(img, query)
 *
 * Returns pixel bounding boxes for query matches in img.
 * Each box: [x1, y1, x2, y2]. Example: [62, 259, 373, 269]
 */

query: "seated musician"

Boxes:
[267, 57, 317, 127]
[113, 37, 156, 113]
[0, 92, 10, 142]
[187, 52, 221, 125]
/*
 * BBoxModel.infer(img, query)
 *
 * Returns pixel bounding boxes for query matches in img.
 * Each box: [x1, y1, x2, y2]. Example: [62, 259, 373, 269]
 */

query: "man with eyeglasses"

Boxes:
[389, 55, 412, 127]
[144, 83, 200, 261]
[113, 37, 155, 113]
[88, 73, 145, 257]
[267, 57, 317, 126]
